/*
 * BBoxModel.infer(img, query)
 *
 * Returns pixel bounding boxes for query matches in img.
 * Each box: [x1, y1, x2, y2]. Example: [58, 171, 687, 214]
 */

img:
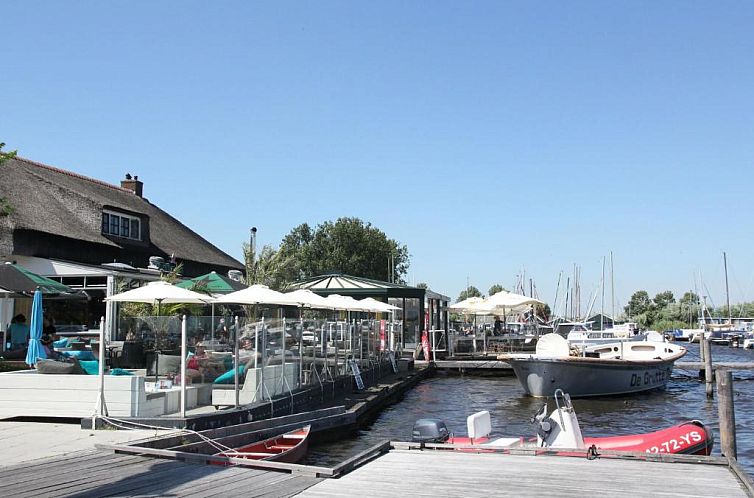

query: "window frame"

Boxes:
[102, 210, 141, 241]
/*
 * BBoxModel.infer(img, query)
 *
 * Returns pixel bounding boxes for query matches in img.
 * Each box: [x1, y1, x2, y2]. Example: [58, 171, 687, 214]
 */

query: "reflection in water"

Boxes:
[303, 343, 754, 477]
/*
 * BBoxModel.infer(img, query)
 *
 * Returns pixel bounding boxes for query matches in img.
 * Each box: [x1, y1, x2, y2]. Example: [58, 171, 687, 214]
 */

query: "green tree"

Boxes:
[416, 282, 428, 289]
[457, 286, 482, 302]
[488, 284, 506, 296]
[0, 142, 18, 216]
[653, 291, 675, 309]
[625, 290, 652, 318]
[277, 217, 409, 283]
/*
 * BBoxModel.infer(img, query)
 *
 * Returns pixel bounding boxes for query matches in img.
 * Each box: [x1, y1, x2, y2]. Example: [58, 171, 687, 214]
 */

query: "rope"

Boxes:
[98, 415, 235, 453]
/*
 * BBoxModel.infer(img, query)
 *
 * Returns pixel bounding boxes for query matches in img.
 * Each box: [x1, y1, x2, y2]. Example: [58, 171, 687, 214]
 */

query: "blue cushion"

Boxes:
[53, 338, 69, 348]
[78, 360, 99, 375]
[213, 365, 245, 384]
[109, 368, 134, 376]
[61, 350, 96, 361]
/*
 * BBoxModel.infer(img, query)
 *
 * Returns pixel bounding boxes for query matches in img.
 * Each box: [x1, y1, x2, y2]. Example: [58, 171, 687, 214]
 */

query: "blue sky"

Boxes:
[3, 1, 754, 312]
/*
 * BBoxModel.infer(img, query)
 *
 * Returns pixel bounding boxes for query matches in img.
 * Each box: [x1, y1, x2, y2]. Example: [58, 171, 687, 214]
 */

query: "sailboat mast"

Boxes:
[610, 251, 615, 324]
[724, 251, 731, 324]
[601, 256, 605, 330]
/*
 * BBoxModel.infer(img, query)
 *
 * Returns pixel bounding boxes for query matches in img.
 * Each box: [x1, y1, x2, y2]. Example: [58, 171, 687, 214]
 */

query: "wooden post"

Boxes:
[717, 370, 737, 459]
[704, 338, 714, 398]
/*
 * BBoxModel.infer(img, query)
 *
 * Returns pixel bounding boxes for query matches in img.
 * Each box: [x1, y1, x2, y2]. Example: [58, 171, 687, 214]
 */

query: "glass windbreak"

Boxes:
[101, 312, 404, 418]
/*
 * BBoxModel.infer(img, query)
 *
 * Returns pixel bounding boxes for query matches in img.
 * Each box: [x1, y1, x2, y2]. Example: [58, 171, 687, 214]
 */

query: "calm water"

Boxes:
[302, 343, 754, 477]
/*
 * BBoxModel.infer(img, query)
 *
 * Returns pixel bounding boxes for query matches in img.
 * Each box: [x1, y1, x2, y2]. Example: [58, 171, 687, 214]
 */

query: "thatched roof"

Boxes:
[0, 156, 243, 275]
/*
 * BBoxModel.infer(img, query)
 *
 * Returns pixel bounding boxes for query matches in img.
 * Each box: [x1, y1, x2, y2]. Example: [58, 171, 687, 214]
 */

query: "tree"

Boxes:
[625, 290, 652, 318]
[416, 282, 428, 289]
[653, 291, 675, 309]
[457, 286, 482, 302]
[0, 142, 17, 217]
[277, 217, 409, 283]
[488, 284, 506, 296]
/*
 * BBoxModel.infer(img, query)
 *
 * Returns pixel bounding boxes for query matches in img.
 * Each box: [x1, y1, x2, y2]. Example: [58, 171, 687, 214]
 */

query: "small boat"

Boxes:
[412, 390, 713, 456]
[215, 425, 310, 463]
[502, 333, 686, 398]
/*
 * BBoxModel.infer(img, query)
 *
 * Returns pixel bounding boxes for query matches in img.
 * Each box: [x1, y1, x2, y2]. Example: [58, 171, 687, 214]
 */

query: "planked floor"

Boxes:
[299, 449, 749, 498]
[0, 450, 322, 498]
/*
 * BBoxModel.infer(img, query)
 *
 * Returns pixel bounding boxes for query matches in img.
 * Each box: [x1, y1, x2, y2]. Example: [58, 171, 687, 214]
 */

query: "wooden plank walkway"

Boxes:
[298, 449, 750, 498]
[0, 450, 322, 498]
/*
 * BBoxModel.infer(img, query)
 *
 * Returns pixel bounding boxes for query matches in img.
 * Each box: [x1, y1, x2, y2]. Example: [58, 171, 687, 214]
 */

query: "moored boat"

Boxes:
[412, 390, 713, 456]
[215, 425, 310, 463]
[503, 333, 686, 398]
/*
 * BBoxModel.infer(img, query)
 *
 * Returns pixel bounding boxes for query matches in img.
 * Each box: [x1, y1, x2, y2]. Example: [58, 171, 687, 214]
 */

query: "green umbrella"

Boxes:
[0, 262, 80, 296]
[176, 271, 247, 295]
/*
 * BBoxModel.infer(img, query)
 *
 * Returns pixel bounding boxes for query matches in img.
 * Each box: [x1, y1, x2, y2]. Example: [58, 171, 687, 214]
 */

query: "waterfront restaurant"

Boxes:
[287, 273, 450, 351]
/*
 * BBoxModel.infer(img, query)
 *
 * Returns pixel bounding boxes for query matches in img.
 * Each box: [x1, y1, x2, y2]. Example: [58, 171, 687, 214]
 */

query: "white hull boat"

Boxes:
[503, 333, 686, 398]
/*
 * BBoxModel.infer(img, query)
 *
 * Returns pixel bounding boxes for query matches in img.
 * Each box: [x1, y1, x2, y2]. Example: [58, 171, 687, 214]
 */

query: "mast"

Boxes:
[610, 251, 615, 325]
[724, 252, 731, 325]
[601, 256, 606, 330]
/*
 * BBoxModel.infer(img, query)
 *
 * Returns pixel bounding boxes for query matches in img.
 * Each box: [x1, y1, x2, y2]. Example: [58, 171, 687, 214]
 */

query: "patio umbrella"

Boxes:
[282, 289, 336, 385]
[25, 289, 46, 366]
[105, 281, 212, 418]
[175, 271, 247, 294]
[479, 290, 543, 313]
[358, 297, 400, 313]
[0, 262, 86, 298]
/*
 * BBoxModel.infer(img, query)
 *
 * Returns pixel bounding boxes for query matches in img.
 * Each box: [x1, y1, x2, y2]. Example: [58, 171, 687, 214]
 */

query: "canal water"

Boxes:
[303, 342, 754, 477]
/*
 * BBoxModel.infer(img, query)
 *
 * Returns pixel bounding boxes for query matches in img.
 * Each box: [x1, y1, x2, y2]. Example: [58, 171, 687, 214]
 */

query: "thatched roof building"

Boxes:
[0, 156, 243, 277]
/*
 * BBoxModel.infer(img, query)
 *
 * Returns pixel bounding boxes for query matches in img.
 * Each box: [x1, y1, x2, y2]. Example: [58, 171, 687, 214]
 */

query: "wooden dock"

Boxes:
[299, 446, 752, 498]
[0, 450, 322, 497]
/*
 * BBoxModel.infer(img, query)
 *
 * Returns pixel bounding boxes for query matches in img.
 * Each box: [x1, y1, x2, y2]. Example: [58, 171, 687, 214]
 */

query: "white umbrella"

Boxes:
[478, 291, 543, 314]
[214, 284, 296, 306]
[105, 280, 212, 418]
[325, 294, 371, 311]
[105, 280, 212, 305]
[448, 296, 490, 314]
[358, 297, 400, 313]
[283, 289, 337, 309]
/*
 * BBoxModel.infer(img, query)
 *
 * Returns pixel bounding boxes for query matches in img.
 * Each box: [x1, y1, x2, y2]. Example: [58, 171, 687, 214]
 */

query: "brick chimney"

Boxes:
[121, 173, 143, 197]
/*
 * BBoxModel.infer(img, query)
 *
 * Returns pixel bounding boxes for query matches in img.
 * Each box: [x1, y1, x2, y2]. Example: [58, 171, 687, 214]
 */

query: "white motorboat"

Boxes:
[503, 333, 686, 398]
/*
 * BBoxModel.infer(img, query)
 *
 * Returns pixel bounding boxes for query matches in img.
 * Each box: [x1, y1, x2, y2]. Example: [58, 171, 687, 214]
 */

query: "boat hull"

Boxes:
[508, 357, 677, 398]
[215, 425, 310, 464]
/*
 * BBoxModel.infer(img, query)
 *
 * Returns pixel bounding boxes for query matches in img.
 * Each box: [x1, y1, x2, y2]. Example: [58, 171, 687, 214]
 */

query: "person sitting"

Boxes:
[493, 316, 503, 336]
[8, 314, 30, 350]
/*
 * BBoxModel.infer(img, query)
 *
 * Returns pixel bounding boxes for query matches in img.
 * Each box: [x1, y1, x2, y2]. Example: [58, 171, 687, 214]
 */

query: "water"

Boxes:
[302, 343, 754, 477]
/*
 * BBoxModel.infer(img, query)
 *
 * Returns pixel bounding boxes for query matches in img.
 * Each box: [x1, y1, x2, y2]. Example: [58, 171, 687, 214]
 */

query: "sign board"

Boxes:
[388, 351, 398, 373]
[349, 359, 365, 390]
[421, 332, 430, 361]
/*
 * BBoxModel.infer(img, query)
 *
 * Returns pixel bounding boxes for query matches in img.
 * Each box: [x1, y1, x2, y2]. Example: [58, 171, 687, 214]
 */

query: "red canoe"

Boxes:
[215, 425, 311, 463]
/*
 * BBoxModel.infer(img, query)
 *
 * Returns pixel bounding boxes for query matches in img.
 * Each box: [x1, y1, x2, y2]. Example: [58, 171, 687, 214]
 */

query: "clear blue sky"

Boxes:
[3, 1, 754, 312]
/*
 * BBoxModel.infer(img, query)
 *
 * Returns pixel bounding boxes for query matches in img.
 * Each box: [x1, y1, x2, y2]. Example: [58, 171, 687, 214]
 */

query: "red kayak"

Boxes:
[215, 425, 311, 463]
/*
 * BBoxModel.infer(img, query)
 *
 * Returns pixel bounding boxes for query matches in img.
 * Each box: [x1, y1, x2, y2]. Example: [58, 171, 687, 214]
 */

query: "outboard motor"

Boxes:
[535, 389, 586, 449]
[412, 418, 450, 443]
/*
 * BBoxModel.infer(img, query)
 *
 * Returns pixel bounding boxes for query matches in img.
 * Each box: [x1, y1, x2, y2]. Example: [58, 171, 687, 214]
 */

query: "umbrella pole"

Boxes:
[181, 315, 187, 417]
[211, 303, 215, 342]
[261, 316, 266, 401]
[299, 308, 304, 386]
[96, 314, 108, 419]
[234, 315, 240, 408]
[281, 315, 286, 393]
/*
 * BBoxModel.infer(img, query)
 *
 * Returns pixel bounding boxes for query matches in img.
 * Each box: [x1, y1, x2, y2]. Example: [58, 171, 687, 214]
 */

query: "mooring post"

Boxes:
[704, 338, 714, 398]
[717, 370, 737, 459]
